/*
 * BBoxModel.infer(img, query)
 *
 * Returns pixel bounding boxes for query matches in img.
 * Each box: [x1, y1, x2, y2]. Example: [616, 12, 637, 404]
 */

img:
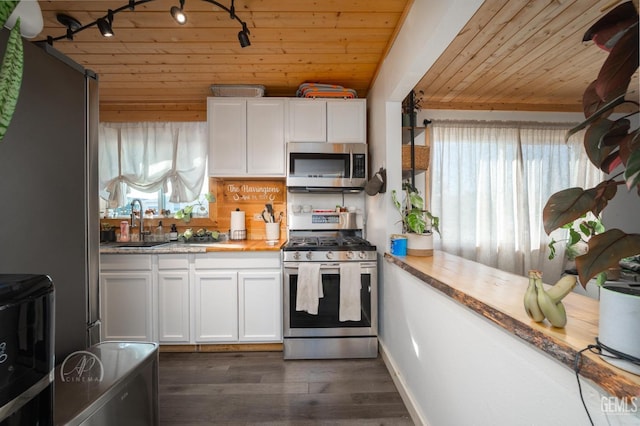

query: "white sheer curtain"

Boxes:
[99, 121, 208, 206]
[430, 120, 603, 282]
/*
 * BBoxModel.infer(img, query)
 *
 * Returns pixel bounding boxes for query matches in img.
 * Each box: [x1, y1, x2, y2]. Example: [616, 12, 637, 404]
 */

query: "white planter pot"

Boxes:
[406, 232, 433, 257]
[598, 284, 640, 376]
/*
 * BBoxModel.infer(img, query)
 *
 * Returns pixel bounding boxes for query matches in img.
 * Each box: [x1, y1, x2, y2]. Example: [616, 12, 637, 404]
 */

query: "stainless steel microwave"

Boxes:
[286, 142, 367, 192]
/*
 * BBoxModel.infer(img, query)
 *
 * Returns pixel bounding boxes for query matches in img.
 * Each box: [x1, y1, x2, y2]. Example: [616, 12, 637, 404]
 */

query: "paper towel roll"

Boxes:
[230, 210, 246, 234]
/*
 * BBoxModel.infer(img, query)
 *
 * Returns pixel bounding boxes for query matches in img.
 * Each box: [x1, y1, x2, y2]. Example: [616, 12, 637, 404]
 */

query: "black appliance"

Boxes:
[0, 274, 54, 425]
[286, 142, 368, 192]
[283, 212, 378, 359]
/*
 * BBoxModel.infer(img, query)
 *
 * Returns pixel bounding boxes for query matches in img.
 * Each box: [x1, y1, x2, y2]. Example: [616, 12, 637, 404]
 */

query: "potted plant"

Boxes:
[542, 1, 639, 374]
[392, 182, 440, 256]
[174, 192, 216, 223]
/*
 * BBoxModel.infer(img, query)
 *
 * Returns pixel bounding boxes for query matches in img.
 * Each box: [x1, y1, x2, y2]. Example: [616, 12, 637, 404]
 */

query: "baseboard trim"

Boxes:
[160, 343, 283, 353]
[378, 340, 428, 426]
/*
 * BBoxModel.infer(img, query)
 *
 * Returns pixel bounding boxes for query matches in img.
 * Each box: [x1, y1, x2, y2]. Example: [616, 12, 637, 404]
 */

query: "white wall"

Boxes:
[366, 0, 484, 254]
[383, 263, 639, 426]
[365, 1, 640, 424]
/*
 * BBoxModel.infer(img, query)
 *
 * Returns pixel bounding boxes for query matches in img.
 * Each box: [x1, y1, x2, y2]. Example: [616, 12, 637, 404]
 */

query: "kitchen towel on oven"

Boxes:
[296, 263, 324, 315]
[339, 263, 362, 321]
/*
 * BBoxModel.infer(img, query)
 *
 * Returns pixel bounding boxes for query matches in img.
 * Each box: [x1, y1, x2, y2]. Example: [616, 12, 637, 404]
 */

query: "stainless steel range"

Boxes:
[283, 211, 378, 359]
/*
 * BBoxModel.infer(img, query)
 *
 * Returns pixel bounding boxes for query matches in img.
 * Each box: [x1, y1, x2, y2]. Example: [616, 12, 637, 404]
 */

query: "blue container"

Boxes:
[390, 235, 407, 256]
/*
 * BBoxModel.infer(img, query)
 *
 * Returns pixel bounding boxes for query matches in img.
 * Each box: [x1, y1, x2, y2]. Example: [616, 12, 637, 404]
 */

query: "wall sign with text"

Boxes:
[221, 180, 285, 203]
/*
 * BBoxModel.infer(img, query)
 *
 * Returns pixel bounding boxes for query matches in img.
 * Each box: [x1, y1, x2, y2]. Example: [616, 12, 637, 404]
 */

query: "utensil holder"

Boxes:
[265, 222, 280, 241]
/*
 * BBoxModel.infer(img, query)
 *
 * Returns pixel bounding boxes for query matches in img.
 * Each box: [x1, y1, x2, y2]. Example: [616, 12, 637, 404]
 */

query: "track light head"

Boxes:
[171, 0, 187, 25]
[97, 10, 114, 37]
[238, 29, 250, 48]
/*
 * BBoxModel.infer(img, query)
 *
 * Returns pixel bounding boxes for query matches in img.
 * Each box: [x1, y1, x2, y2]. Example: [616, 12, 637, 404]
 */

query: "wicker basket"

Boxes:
[402, 145, 430, 171]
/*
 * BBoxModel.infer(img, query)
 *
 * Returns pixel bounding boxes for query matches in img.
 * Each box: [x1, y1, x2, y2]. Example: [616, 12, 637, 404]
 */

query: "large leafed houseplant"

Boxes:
[542, 0, 640, 374]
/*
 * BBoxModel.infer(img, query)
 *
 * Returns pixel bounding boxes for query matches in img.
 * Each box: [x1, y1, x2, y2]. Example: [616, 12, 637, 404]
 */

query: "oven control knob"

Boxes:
[358, 251, 367, 259]
[293, 252, 301, 260]
[305, 252, 313, 260]
[326, 251, 334, 260]
[346, 251, 354, 259]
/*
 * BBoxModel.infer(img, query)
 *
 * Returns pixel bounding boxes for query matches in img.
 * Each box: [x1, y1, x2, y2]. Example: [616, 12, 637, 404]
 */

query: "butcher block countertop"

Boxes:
[384, 251, 640, 401]
[100, 239, 285, 254]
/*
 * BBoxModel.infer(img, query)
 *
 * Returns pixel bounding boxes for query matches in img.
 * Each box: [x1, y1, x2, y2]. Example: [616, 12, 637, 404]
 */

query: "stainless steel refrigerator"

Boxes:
[0, 29, 100, 361]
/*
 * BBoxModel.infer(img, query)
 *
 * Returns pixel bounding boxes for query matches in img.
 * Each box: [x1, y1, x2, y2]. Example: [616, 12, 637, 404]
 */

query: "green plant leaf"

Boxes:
[569, 228, 582, 245]
[624, 144, 640, 190]
[583, 1, 639, 51]
[568, 93, 626, 139]
[575, 229, 640, 286]
[592, 180, 618, 216]
[0, 21, 23, 142]
[204, 192, 216, 202]
[583, 118, 617, 170]
[0, 1, 19, 27]
[595, 21, 639, 102]
[408, 191, 424, 210]
[601, 118, 630, 146]
[543, 187, 597, 233]
[548, 239, 557, 260]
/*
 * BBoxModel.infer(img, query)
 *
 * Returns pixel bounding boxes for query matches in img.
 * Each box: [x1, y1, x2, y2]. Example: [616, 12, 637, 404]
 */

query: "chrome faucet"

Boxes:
[131, 199, 144, 241]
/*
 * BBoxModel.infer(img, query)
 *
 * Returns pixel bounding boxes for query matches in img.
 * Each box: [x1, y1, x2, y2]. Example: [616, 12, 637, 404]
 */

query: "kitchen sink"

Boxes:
[107, 241, 171, 248]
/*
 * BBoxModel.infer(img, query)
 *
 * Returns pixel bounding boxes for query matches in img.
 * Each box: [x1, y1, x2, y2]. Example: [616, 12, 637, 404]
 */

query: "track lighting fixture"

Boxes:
[238, 22, 251, 48]
[56, 13, 81, 40]
[97, 10, 115, 37]
[170, 0, 187, 25]
[42, 0, 251, 48]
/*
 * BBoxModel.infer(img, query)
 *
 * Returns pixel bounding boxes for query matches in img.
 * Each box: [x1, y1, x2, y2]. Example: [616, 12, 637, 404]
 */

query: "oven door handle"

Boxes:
[284, 262, 377, 270]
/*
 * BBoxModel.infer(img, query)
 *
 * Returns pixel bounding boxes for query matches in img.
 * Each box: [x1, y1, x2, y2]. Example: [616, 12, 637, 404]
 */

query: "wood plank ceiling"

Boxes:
[36, 0, 410, 121]
[415, 0, 639, 112]
[34, 0, 638, 121]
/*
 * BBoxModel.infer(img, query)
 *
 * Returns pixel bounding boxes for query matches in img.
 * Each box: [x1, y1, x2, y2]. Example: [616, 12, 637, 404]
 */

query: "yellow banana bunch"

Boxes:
[522, 271, 576, 328]
[523, 270, 545, 322]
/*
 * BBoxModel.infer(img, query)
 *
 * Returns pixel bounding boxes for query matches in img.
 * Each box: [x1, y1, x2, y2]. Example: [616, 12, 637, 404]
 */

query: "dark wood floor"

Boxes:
[158, 351, 414, 425]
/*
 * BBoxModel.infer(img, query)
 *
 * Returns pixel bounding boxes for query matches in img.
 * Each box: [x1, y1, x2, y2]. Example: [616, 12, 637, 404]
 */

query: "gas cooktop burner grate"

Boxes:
[285, 235, 374, 251]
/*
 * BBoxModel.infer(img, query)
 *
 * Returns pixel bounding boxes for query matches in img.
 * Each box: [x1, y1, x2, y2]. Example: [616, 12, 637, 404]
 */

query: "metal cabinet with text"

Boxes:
[100, 254, 155, 342]
[288, 98, 366, 143]
[207, 97, 286, 176]
[193, 252, 282, 343]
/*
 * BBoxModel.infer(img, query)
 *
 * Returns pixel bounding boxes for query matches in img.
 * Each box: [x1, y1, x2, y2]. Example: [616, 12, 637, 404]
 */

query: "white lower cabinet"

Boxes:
[100, 254, 155, 342]
[100, 252, 283, 346]
[157, 254, 190, 343]
[238, 271, 282, 342]
[194, 252, 282, 344]
[193, 271, 238, 342]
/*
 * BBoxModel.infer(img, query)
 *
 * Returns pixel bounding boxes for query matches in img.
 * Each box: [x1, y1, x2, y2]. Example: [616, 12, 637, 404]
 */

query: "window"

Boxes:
[430, 121, 603, 282]
[106, 179, 209, 218]
[99, 121, 209, 211]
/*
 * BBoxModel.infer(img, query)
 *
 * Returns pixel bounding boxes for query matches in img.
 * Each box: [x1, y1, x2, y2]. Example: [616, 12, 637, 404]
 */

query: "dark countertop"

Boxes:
[384, 251, 640, 401]
[100, 239, 285, 254]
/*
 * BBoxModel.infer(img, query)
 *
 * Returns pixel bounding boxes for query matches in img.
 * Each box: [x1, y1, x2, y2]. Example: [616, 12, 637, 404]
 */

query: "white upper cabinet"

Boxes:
[208, 97, 285, 176]
[247, 99, 285, 175]
[208, 98, 246, 176]
[326, 99, 367, 143]
[288, 98, 366, 143]
[288, 100, 327, 142]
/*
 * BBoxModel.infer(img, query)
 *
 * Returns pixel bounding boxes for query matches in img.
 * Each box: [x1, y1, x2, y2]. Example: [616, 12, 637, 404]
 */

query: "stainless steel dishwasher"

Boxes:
[54, 342, 158, 426]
